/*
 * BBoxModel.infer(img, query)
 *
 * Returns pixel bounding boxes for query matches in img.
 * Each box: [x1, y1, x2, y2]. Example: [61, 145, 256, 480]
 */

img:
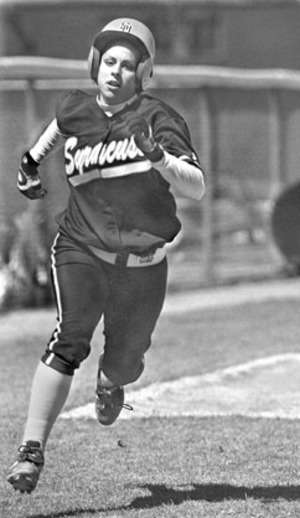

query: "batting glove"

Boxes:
[122, 113, 164, 163]
[17, 152, 47, 200]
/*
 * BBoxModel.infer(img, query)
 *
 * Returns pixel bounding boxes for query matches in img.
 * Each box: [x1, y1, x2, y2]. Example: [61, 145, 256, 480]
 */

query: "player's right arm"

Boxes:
[17, 119, 63, 200]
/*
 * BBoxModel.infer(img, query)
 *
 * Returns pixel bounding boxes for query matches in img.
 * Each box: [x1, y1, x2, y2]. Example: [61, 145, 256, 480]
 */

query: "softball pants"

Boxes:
[41, 234, 168, 386]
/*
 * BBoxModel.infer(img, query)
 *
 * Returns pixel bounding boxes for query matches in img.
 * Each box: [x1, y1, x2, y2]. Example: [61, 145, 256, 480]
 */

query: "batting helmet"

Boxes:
[88, 18, 155, 90]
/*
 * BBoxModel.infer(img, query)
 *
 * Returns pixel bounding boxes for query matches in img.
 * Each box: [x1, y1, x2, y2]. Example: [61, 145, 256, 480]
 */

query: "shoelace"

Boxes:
[122, 403, 134, 411]
[18, 445, 44, 466]
[96, 387, 134, 412]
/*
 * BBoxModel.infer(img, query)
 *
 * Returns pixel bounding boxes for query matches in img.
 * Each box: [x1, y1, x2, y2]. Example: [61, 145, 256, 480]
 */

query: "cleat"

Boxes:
[95, 384, 125, 425]
[7, 441, 44, 494]
[95, 358, 133, 426]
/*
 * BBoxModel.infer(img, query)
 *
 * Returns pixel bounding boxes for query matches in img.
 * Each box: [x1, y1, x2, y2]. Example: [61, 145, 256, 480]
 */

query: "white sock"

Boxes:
[22, 361, 72, 451]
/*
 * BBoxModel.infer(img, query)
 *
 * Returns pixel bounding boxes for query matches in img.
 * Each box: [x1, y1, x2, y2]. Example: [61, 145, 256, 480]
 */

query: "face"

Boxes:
[97, 43, 140, 105]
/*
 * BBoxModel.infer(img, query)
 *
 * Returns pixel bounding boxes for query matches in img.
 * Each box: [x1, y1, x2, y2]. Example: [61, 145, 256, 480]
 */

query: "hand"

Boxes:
[17, 152, 47, 200]
[121, 113, 164, 163]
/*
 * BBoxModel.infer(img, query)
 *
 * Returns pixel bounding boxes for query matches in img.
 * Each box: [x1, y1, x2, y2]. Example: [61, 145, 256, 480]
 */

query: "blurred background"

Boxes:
[1, 0, 300, 310]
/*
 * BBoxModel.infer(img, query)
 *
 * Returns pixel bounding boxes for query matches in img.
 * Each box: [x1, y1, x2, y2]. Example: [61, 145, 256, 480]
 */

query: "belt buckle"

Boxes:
[138, 252, 155, 264]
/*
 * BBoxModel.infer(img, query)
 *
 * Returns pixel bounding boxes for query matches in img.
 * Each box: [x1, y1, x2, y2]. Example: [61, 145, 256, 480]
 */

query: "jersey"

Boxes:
[56, 89, 200, 255]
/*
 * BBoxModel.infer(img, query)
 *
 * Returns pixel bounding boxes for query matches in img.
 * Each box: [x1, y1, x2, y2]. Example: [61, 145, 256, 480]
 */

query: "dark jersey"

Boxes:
[56, 89, 199, 254]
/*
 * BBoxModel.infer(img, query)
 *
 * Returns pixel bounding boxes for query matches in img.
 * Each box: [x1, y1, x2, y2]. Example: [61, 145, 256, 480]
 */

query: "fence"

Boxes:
[0, 57, 300, 308]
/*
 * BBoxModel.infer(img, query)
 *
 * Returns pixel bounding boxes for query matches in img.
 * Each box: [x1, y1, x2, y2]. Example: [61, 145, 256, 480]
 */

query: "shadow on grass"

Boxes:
[129, 483, 300, 508]
[28, 483, 300, 517]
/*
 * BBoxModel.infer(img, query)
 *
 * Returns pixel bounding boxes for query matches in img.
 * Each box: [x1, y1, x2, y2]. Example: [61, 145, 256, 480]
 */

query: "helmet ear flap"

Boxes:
[88, 47, 101, 84]
[136, 58, 153, 90]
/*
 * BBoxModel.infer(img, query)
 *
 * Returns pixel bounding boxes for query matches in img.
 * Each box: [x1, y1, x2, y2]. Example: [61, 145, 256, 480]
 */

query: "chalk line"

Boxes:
[60, 353, 300, 421]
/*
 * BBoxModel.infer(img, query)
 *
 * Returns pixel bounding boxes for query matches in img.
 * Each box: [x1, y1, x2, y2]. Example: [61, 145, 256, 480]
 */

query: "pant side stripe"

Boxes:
[48, 234, 63, 352]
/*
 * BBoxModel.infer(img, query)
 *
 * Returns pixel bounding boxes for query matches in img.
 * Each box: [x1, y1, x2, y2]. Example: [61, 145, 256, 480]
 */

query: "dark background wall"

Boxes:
[1, 1, 300, 70]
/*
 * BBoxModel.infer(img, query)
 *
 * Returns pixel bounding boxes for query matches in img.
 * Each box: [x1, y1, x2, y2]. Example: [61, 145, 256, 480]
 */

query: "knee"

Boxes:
[43, 330, 91, 375]
[103, 354, 145, 386]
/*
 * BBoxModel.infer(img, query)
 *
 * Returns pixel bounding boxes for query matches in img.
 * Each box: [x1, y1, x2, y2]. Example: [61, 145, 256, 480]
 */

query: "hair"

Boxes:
[100, 38, 143, 65]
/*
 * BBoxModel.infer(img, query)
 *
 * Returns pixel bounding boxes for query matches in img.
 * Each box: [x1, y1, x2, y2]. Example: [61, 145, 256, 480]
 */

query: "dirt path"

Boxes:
[61, 353, 300, 421]
[164, 277, 300, 314]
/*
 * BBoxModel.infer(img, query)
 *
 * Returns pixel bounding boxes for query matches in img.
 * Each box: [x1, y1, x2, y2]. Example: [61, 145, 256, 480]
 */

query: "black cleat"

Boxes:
[95, 384, 126, 425]
[7, 441, 44, 494]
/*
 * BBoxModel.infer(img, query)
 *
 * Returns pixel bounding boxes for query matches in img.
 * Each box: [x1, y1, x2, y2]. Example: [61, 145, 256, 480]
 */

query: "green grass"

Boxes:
[1, 296, 300, 517]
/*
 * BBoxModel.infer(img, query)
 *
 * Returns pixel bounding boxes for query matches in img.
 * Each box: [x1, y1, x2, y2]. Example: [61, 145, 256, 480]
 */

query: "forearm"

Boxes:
[29, 119, 63, 163]
[154, 151, 205, 200]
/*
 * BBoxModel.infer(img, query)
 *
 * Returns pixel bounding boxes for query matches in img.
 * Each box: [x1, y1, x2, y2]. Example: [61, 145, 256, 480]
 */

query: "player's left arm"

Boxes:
[151, 148, 205, 200]
[122, 113, 205, 200]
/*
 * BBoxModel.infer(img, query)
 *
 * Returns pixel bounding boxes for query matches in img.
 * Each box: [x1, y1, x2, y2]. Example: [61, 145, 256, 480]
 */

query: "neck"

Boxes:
[97, 94, 138, 117]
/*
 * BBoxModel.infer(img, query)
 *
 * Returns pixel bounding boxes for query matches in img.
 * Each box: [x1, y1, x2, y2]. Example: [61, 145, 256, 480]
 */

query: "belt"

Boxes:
[88, 245, 166, 267]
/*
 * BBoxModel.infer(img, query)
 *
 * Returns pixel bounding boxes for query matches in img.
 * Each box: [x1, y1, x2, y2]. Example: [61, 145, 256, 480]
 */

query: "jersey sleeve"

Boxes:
[139, 98, 205, 200]
[152, 112, 202, 171]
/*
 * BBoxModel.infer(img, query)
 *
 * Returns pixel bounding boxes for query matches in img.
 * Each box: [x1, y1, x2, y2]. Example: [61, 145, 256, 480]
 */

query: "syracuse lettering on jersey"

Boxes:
[65, 135, 144, 176]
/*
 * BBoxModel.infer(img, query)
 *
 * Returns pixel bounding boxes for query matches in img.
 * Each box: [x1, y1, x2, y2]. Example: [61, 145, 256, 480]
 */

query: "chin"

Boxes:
[104, 92, 123, 105]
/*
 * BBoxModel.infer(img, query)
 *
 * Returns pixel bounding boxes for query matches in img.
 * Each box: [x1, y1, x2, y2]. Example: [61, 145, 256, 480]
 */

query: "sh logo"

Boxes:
[120, 21, 133, 33]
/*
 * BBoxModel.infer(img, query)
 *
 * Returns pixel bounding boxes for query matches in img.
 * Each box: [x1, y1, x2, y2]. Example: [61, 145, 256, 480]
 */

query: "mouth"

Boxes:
[107, 80, 121, 89]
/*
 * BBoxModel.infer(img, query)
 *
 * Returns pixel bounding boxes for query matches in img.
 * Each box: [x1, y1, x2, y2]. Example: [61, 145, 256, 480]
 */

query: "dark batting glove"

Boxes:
[122, 113, 164, 163]
[17, 152, 47, 200]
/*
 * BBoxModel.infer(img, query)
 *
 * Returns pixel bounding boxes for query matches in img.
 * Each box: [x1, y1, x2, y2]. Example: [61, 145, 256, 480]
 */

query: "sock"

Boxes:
[99, 370, 116, 388]
[98, 353, 117, 388]
[22, 361, 72, 451]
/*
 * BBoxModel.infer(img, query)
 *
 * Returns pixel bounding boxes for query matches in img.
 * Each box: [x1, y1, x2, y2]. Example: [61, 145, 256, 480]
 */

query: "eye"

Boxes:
[123, 62, 135, 72]
[104, 57, 115, 67]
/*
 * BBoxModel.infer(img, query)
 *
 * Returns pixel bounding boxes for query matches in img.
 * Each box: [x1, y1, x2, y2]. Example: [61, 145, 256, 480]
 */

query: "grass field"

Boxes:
[1, 279, 300, 517]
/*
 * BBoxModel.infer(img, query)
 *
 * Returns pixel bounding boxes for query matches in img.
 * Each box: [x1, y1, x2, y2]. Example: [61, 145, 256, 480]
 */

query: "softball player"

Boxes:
[7, 18, 205, 493]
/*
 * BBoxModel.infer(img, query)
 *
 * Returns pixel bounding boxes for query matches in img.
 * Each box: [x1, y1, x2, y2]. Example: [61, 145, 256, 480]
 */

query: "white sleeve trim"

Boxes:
[30, 119, 63, 163]
[154, 151, 205, 200]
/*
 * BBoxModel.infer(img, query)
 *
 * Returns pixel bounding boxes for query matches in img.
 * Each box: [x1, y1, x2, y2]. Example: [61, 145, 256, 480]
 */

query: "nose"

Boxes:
[111, 63, 121, 77]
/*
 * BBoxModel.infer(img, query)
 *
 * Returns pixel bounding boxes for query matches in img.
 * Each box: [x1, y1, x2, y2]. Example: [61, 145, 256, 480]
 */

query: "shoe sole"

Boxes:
[6, 466, 41, 493]
[7, 472, 39, 494]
